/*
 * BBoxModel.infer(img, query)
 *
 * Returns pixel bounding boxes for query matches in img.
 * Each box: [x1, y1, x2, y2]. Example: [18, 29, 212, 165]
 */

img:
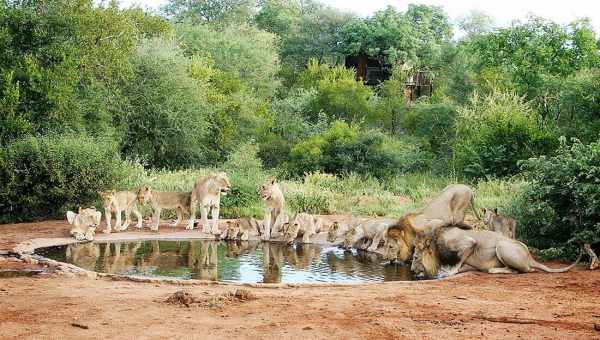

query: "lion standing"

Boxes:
[186, 172, 231, 234]
[259, 178, 287, 240]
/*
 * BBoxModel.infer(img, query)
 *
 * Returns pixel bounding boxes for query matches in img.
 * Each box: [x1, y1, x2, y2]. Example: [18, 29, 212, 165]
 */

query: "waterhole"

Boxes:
[35, 240, 414, 284]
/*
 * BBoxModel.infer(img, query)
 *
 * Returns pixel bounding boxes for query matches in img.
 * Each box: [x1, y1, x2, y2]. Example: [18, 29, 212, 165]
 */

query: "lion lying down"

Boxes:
[411, 224, 582, 279]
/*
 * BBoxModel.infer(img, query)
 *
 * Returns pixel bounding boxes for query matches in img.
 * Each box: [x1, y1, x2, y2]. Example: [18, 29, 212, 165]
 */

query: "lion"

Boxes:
[326, 217, 369, 243]
[482, 208, 517, 239]
[66, 207, 102, 241]
[411, 224, 582, 279]
[100, 190, 142, 233]
[383, 184, 478, 262]
[186, 172, 231, 234]
[280, 213, 323, 245]
[137, 186, 192, 231]
[220, 217, 262, 241]
[341, 218, 397, 252]
[259, 178, 287, 240]
[65, 242, 100, 270]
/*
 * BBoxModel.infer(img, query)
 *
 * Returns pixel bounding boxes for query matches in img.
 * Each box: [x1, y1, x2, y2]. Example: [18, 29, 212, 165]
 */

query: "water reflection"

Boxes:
[38, 240, 414, 283]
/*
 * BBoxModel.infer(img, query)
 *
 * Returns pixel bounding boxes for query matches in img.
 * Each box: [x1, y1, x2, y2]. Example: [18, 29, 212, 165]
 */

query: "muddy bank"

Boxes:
[1, 219, 599, 339]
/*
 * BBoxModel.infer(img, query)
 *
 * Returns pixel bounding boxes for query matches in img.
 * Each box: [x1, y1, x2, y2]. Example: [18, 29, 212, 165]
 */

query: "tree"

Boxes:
[256, 0, 353, 75]
[337, 4, 452, 68]
[470, 16, 600, 103]
[457, 10, 495, 37]
[162, 0, 254, 24]
[121, 37, 211, 168]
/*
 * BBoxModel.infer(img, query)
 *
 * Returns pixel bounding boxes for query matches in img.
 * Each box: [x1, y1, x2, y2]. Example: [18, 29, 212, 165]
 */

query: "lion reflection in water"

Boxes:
[66, 242, 141, 273]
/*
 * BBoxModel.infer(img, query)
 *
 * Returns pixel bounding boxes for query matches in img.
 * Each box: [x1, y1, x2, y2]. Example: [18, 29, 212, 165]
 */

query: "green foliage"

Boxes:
[401, 102, 457, 157]
[510, 139, 600, 258]
[543, 69, 600, 142]
[453, 91, 556, 180]
[121, 37, 211, 169]
[0, 1, 169, 143]
[470, 16, 600, 100]
[287, 121, 430, 178]
[177, 22, 280, 98]
[337, 4, 451, 67]
[0, 134, 132, 223]
[297, 59, 373, 122]
[256, 0, 353, 75]
[162, 0, 254, 24]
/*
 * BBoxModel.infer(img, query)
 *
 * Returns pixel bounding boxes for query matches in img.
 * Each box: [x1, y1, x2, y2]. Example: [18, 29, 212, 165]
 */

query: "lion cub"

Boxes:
[280, 213, 323, 244]
[67, 207, 102, 241]
[482, 208, 517, 239]
[220, 217, 262, 241]
[100, 190, 142, 233]
[137, 186, 192, 231]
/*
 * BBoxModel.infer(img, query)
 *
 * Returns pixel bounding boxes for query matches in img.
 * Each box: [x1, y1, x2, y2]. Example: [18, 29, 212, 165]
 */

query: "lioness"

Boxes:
[482, 208, 517, 239]
[411, 225, 582, 279]
[100, 190, 142, 233]
[326, 217, 369, 243]
[137, 186, 192, 231]
[66, 207, 102, 241]
[342, 218, 397, 252]
[280, 213, 323, 245]
[259, 178, 287, 240]
[384, 184, 478, 262]
[186, 172, 231, 234]
[220, 217, 262, 241]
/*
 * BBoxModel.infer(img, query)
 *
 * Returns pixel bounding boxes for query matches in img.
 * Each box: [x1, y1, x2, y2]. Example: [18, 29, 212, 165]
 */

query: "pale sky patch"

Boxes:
[119, 0, 600, 34]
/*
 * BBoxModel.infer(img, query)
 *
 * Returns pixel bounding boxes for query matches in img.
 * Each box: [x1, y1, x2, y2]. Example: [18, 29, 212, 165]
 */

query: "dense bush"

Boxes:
[297, 60, 373, 122]
[401, 102, 457, 157]
[453, 91, 556, 179]
[510, 138, 600, 259]
[0, 135, 132, 223]
[286, 121, 430, 178]
[121, 37, 211, 169]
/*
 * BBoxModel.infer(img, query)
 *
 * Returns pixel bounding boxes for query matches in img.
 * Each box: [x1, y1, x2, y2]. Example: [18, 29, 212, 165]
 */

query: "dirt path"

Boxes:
[1, 220, 599, 339]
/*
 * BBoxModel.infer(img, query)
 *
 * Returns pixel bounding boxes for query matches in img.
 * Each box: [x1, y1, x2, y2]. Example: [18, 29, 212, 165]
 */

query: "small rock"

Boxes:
[0, 256, 7, 263]
[302, 326, 313, 331]
[23, 257, 38, 265]
[594, 323, 600, 331]
[234, 289, 256, 301]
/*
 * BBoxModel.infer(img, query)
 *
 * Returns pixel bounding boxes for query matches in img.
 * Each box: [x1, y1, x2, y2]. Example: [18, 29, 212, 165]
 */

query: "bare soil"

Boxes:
[1, 220, 599, 339]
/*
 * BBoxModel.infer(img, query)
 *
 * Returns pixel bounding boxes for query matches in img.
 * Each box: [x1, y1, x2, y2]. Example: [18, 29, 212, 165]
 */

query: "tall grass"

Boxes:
[111, 144, 518, 221]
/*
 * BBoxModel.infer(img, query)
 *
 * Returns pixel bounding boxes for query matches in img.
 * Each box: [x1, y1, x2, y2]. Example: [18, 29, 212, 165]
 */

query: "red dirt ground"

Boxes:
[1, 220, 599, 339]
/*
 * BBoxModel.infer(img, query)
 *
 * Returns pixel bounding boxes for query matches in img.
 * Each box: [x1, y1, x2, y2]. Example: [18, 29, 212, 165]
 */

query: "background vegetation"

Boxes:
[1, 0, 598, 258]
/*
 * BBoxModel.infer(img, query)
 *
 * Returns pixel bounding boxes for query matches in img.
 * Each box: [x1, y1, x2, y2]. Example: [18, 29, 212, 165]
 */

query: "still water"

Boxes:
[36, 240, 414, 284]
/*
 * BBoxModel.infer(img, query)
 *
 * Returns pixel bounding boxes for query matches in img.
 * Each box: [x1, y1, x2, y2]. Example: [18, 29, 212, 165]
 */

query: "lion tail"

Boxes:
[531, 251, 582, 273]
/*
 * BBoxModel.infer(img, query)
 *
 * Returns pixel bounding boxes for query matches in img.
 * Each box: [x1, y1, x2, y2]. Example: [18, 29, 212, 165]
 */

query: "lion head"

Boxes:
[67, 207, 102, 241]
[214, 172, 231, 195]
[342, 227, 356, 249]
[282, 221, 301, 245]
[224, 221, 241, 240]
[411, 232, 440, 279]
[136, 186, 152, 205]
[482, 207, 498, 225]
[100, 190, 117, 208]
[259, 178, 278, 201]
[327, 221, 340, 243]
[383, 215, 416, 262]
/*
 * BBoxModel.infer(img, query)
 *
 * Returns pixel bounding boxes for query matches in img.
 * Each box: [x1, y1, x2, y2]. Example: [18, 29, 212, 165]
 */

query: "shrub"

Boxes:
[297, 59, 373, 122]
[287, 121, 430, 178]
[121, 37, 211, 169]
[220, 143, 269, 218]
[453, 91, 556, 180]
[509, 138, 600, 259]
[0, 134, 133, 223]
[401, 102, 457, 157]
